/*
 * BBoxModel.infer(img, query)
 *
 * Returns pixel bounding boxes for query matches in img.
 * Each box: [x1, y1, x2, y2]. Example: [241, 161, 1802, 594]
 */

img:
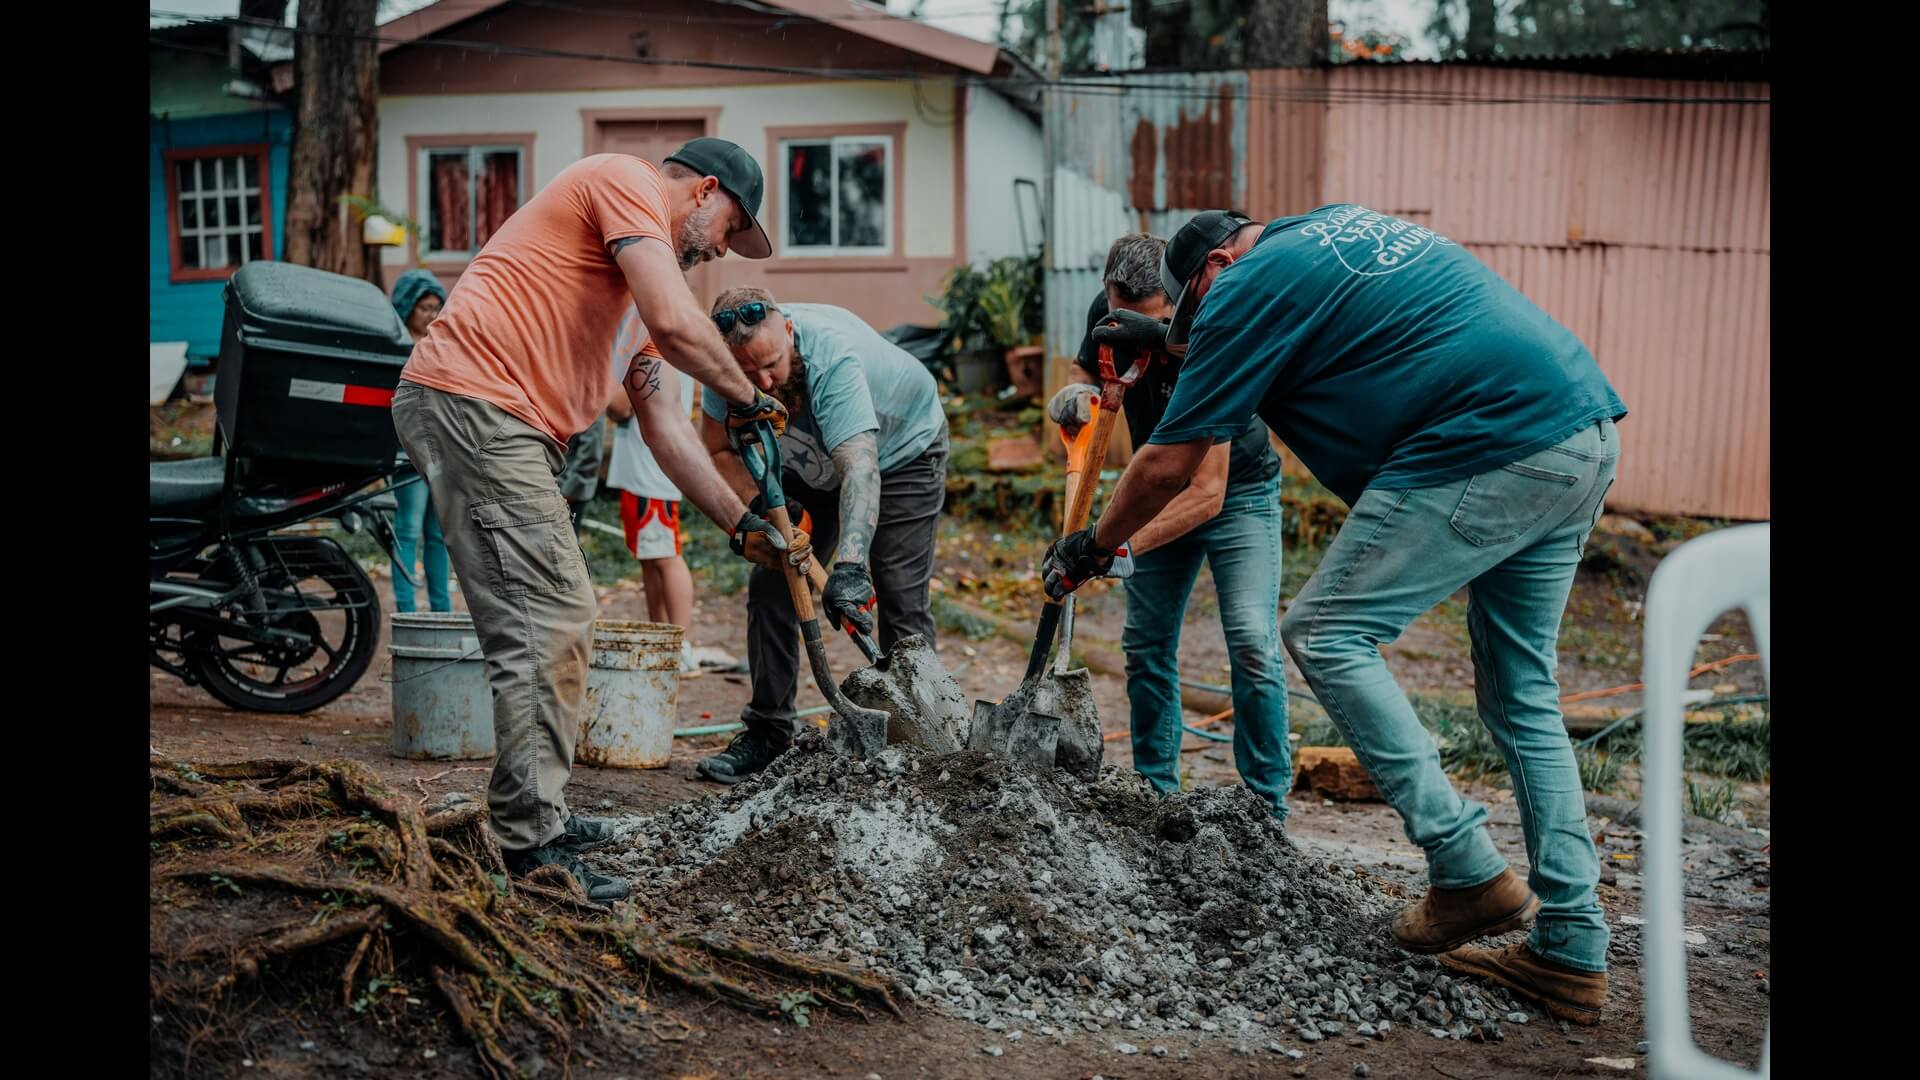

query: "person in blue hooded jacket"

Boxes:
[389, 269, 453, 613]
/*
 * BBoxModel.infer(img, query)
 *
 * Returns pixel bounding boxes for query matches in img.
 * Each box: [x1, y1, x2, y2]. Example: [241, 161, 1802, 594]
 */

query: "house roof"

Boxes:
[379, 0, 1007, 76]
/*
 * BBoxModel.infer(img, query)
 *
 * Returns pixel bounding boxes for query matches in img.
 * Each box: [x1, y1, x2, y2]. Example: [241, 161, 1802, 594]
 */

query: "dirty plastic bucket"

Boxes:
[389, 612, 494, 760]
[578, 620, 683, 768]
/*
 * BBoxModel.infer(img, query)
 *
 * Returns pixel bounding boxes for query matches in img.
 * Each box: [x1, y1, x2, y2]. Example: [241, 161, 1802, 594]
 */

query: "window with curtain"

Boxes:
[781, 136, 890, 255]
[167, 148, 271, 280]
[421, 146, 524, 258]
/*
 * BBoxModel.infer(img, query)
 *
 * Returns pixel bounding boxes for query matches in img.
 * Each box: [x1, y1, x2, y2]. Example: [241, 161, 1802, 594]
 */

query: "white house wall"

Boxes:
[964, 88, 1044, 265]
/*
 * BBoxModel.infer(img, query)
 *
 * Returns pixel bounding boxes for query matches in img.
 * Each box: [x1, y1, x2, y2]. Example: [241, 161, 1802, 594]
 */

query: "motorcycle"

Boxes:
[149, 454, 416, 714]
[150, 260, 422, 714]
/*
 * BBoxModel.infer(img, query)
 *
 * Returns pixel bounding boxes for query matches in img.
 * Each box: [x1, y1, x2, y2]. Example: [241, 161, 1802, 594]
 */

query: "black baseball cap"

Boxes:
[663, 137, 772, 260]
[1160, 210, 1258, 349]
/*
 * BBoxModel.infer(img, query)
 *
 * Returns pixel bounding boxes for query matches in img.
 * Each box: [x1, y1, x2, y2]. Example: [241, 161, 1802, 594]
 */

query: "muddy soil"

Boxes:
[151, 538, 1769, 1077]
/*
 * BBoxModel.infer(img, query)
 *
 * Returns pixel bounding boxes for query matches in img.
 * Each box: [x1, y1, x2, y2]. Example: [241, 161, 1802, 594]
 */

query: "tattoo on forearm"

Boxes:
[626, 357, 662, 401]
[830, 433, 881, 566]
[609, 236, 645, 257]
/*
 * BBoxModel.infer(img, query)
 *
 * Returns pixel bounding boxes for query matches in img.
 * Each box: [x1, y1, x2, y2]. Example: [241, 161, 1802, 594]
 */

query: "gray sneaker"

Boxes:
[503, 840, 629, 902]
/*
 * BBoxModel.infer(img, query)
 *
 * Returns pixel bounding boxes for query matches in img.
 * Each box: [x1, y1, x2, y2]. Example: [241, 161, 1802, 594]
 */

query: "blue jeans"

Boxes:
[391, 476, 452, 613]
[1122, 478, 1292, 818]
[1281, 419, 1619, 972]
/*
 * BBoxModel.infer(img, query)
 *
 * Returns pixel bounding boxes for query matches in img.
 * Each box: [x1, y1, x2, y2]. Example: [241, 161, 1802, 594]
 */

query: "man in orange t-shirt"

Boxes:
[391, 138, 797, 901]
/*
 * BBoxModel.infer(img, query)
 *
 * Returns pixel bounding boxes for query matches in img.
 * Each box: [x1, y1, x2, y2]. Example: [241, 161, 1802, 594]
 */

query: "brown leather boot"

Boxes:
[1391, 867, 1539, 953]
[1438, 942, 1608, 1025]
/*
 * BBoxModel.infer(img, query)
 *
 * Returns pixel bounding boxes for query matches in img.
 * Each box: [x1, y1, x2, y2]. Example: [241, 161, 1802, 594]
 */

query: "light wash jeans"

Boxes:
[1280, 419, 1619, 972]
[1122, 477, 1292, 819]
[391, 474, 452, 614]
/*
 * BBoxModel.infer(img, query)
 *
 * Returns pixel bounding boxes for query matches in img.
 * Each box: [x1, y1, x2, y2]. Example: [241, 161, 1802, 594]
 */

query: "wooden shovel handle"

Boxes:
[1060, 393, 1121, 538]
[765, 505, 817, 621]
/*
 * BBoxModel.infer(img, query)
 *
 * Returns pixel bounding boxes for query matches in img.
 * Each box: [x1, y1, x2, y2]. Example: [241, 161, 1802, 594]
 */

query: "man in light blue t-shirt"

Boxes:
[695, 288, 948, 783]
[1042, 206, 1627, 1026]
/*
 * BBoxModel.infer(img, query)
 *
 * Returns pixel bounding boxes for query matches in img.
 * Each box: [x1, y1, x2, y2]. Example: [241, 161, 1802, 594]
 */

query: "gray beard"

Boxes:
[676, 204, 719, 271]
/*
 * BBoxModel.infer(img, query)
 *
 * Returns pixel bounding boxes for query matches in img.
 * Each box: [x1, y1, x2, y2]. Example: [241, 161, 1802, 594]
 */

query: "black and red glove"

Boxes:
[822, 562, 877, 636]
[1042, 528, 1115, 599]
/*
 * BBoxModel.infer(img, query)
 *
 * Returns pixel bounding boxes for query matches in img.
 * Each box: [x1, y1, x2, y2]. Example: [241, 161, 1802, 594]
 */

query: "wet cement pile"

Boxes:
[596, 735, 1531, 1050]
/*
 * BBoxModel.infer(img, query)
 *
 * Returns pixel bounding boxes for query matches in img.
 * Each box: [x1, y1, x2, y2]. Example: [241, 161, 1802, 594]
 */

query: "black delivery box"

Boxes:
[216, 261, 415, 468]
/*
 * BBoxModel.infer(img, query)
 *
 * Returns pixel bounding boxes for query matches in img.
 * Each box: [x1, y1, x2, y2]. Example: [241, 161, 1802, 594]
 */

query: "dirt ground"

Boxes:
[150, 520, 1770, 1078]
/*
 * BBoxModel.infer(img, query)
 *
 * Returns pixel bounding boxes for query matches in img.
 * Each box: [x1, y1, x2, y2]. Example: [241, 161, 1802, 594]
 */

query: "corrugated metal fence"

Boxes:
[1045, 65, 1770, 519]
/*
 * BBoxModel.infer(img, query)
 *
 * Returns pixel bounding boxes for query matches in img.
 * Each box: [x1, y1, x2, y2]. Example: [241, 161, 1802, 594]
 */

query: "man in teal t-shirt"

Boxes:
[696, 289, 949, 783]
[1042, 206, 1627, 1026]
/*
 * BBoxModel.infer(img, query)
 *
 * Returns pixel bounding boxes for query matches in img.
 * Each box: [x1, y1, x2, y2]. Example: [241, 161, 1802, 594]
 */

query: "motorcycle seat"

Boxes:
[150, 457, 226, 513]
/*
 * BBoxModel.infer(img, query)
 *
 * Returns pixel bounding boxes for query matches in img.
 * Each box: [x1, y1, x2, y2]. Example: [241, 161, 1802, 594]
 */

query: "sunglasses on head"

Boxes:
[712, 301, 769, 334]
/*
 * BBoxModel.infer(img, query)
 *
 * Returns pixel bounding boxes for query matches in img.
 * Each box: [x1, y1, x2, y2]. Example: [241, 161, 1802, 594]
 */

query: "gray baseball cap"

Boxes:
[1160, 210, 1257, 349]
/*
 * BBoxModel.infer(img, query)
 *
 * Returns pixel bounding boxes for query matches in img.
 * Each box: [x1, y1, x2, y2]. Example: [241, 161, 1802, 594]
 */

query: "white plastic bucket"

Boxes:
[578, 620, 683, 768]
[389, 612, 494, 760]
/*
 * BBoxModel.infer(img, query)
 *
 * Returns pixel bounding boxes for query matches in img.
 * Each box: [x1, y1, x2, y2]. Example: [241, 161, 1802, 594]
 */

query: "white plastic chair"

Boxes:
[1638, 523, 1770, 1078]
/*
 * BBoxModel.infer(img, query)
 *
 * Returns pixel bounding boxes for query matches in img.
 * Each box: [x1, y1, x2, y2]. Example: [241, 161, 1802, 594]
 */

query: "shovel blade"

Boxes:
[1032, 668, 1104, 779]
[1006, 710, 1062, 771]
[825, 703, 890, 759]
[968, 683, 1061, 773]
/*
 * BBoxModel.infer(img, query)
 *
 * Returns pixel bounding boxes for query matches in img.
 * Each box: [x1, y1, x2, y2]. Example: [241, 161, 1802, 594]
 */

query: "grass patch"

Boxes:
[931, 594, 998, 641]
[1685, 777, 1740, 820]
[1575, 745, 1624, 794]
[1585, 702, 1770, 782]
[1287, 690, 1767, 793]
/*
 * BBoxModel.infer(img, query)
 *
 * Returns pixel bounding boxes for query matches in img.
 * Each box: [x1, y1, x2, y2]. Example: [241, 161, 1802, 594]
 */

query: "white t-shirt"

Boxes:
[605, 304, 697, 501]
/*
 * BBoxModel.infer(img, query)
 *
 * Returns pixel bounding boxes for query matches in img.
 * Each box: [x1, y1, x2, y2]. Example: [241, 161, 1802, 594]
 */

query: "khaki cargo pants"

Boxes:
[391, 381, 595, 853]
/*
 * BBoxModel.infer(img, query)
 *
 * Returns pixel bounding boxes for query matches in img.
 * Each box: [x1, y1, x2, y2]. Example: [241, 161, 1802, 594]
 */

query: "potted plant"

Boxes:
[930, 263, 1004, 394]
[977, 255, 1045, 400]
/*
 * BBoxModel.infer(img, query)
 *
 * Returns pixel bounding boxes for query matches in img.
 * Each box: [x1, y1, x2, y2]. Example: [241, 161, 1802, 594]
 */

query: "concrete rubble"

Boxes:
[596, 734, 1530, 1045]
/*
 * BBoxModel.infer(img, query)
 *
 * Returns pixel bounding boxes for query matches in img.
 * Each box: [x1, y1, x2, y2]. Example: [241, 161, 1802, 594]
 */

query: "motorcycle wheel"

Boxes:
[188, 538, 380, 714]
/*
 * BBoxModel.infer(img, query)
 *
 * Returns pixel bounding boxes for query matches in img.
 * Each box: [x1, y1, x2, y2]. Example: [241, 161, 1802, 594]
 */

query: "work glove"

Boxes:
[1046, 382, 1100, 434]
[748, 492, 812, 539]
[726, 390, 789, 448]
[1090, 308, 1170, 365]
[730, 508, 800, 573]
[822, 562, 878, 636]
[1041, 528, 1133, 599]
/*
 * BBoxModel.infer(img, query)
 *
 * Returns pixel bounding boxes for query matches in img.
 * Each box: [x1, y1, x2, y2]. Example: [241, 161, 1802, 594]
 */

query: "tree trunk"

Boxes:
[282, 0, 381, 283]
[1465, 0, 1499, 57]
[1245, 0, 1328, 68]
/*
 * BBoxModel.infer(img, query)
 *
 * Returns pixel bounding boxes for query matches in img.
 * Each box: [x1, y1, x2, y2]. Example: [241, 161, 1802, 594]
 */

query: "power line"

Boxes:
[148, 9, 1771, 107]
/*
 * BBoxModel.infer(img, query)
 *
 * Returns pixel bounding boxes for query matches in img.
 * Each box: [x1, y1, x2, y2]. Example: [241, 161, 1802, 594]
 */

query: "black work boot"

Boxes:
[502, 840, 629, 903]
[696, 727, 791, 785]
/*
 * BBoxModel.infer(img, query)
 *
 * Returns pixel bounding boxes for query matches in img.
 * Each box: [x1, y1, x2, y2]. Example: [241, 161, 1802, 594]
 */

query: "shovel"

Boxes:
[737, 421, 888, 759]
[1053, 393, 1099, 679]
[971, 339, 1151, 771]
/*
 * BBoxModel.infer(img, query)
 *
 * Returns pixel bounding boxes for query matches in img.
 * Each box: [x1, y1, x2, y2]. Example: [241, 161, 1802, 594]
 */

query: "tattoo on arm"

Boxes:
[625, 357, 662, 401]
[609, 236, 645, 257]
[829, 432, 881, 566]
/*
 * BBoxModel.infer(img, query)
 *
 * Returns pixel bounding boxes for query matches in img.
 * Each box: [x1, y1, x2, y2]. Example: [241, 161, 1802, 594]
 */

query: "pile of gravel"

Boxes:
[594, 734, 1529, 1047]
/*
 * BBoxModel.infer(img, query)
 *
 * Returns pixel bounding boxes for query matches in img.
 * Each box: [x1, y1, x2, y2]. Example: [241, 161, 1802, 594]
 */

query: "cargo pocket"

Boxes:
[1449, 459, 1580, 547]
[470, 494, 584, 596]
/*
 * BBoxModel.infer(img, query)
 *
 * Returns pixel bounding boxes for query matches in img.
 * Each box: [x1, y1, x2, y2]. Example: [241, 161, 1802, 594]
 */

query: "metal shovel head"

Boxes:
[825, 700, 890, 759]
[840, 633, 969, 753]
[1030, 667, 1103, 780]
[968, 680, 1061, 772]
